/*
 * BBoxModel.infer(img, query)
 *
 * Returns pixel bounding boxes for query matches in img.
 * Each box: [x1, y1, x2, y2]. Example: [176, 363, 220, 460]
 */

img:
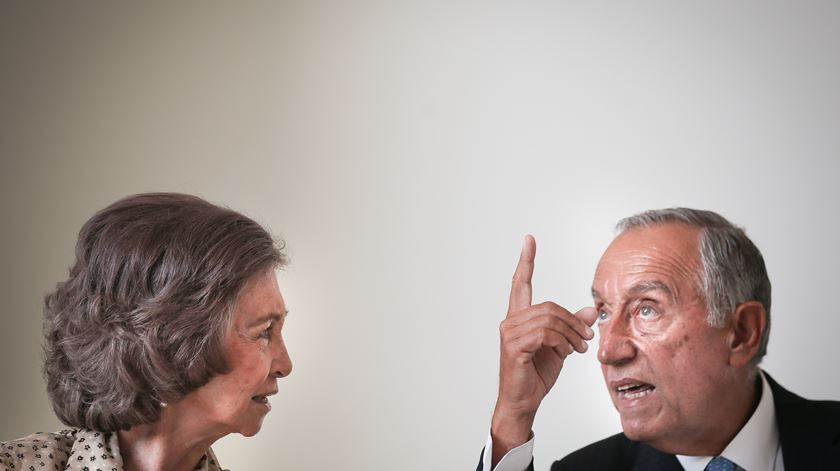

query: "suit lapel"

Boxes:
[631, 442, 684, 471]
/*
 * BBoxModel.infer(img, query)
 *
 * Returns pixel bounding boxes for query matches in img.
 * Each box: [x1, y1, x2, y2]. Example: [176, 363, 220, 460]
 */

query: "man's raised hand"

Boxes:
[490, 235, 598, 467]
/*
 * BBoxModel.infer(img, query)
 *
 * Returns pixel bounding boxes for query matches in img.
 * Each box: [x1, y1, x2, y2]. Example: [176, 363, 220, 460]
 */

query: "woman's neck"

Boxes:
[117, 403, 226, 471]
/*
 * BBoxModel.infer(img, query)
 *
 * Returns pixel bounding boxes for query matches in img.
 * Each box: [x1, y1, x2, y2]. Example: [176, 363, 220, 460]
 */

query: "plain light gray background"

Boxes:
[2, 2, 839, 469]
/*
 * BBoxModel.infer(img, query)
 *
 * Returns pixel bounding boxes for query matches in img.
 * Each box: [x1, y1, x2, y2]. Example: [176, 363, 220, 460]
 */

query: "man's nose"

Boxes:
[271, 338, 293, 378]
[597, 315, 637, 366]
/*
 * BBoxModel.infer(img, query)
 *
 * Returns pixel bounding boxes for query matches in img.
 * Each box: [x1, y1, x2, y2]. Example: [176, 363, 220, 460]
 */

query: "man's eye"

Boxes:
[639, 306, 657, 318]
[259, 325, 273, 339]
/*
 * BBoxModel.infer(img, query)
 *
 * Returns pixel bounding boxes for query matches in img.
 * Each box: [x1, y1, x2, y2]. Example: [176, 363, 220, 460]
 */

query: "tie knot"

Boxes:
[704, 456, 744, 471]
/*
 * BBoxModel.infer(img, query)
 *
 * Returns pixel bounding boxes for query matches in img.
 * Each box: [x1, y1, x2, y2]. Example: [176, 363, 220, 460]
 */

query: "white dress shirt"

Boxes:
[484, 371, 783, 471]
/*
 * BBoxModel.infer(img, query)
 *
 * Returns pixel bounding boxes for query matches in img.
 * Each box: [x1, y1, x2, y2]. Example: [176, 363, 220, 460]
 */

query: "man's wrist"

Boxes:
[484, 429, 535, 471]
[490, 407, 536, 467]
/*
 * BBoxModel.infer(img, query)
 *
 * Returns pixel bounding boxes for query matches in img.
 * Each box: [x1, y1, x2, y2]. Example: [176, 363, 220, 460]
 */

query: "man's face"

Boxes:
[591, 223, 734, 452]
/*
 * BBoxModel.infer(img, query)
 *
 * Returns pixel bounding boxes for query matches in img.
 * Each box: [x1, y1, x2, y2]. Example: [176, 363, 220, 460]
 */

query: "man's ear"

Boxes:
[727, 301, 767, 368]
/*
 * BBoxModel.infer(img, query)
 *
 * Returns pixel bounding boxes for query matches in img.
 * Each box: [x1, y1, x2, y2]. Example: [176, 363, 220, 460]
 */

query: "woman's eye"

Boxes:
[639, 306, 656, 318]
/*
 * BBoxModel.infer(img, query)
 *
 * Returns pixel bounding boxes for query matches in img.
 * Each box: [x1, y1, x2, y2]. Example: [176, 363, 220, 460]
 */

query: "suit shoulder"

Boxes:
[778, 396, 840, 440]
[0, 430, 77, 470]
[765, 374, 840, 466]
[771, 376, 840, 429]
[805, 397, 840, 412]
[550, 433, 637, 471]
[777, 398, 840, 466]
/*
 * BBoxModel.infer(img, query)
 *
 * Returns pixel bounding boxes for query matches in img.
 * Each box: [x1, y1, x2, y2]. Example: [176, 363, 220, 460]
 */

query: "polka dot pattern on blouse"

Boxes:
[0, 429, 225, 471]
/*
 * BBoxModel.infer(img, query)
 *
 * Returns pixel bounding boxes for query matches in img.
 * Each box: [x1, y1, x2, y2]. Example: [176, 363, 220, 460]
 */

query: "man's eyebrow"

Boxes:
[248, 310, 288, 327]
[591, 281, 677, 303]
[627, 280, 677, 302]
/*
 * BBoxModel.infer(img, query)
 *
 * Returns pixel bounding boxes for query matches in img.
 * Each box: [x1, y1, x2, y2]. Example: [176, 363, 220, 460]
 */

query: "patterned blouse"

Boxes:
[0, 429, 225, 471]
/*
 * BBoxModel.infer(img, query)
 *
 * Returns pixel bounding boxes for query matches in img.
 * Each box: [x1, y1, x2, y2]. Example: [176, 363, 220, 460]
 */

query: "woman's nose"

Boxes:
[272, 339, 293, 378]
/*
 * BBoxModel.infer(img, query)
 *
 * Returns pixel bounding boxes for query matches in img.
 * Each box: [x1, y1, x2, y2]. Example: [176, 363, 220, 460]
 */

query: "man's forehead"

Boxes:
[592, 223, 702, 296]
[600, 223, 700, 262]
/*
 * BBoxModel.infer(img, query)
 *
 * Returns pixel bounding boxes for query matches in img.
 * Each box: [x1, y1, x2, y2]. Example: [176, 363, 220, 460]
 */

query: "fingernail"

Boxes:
[585, 325, 594, 337]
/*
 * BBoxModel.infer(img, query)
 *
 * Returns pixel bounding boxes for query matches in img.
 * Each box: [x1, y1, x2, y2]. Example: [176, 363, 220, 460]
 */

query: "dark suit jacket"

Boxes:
[477, 373, 840, 470]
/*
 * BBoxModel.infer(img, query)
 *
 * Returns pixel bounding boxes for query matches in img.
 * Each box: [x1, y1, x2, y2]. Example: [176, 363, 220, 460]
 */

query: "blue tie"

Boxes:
[704, 456, 744, 471]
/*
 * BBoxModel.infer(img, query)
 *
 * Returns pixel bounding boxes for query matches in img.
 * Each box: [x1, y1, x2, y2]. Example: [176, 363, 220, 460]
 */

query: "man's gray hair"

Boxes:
[616, 208, 771, 364]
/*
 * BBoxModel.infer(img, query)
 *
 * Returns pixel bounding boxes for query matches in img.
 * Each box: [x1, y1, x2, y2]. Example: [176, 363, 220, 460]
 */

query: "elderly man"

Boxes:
[478, 208, 840, 470]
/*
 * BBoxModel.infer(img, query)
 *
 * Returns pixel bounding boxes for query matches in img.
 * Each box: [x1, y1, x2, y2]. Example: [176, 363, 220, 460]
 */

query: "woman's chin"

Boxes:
[237, 419, 266, 437]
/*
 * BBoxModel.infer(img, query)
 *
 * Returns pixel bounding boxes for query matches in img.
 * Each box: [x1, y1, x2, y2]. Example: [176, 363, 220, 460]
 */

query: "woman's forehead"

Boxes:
[232, 272, 285, 325]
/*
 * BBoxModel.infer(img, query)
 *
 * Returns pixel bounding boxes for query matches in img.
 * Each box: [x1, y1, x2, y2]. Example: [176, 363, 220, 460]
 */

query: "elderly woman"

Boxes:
[0, 193, 292, 471]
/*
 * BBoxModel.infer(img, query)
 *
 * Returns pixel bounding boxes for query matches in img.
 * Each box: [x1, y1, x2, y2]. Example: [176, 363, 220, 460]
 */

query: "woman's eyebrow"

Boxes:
[248, 311, 286, 327]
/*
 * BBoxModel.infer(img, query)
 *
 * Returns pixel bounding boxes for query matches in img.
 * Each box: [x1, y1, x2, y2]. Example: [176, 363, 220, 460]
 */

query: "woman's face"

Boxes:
[185, 270, 293, 437]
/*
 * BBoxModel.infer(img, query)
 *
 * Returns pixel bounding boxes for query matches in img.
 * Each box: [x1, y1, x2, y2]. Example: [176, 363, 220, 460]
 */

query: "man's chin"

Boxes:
[619, 415, 658, 443]
[620, 417, 683, 454]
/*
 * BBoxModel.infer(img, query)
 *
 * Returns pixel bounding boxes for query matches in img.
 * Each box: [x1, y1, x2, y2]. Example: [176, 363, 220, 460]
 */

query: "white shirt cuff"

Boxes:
[482, 429, 535, 471]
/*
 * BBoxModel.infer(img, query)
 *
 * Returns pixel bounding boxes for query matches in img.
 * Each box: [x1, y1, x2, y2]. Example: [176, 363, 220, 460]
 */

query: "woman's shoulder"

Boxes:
[3, 429, 225, 471]
[0, 429, 79, 469]
[2, 428, 124, 470]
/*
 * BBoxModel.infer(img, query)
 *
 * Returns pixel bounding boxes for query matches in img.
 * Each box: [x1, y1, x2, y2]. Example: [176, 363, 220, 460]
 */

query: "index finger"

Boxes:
[507, 234, 535, 316]
[575, 306, 599, 328]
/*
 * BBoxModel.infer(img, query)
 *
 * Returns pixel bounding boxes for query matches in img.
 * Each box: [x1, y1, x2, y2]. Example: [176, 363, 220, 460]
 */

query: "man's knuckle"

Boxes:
[537, 315, 555, 329]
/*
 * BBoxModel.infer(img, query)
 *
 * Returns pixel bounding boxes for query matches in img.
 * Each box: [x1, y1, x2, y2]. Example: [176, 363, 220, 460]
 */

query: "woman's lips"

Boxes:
[251, 393, 274, 411]
[251, 395, 269, 404]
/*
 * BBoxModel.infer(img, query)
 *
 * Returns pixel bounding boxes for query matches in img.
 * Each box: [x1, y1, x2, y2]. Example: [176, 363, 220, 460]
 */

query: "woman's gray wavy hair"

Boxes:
[43, 193, 286, 431]
[616, 208, 771, 364]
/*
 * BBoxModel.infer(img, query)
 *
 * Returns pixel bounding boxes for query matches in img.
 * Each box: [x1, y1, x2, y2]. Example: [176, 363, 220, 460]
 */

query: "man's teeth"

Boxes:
[616, 383, 655, 399]
[252, 396, 269, 403]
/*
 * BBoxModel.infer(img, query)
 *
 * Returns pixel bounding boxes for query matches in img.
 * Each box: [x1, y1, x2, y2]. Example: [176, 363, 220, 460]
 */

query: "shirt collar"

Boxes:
[676, 370, 779, 471]
[67, 428, 123, 469]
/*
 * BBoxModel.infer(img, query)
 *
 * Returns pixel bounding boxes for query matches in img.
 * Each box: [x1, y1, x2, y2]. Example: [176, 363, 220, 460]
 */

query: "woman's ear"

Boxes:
[727, 301, 767, 368]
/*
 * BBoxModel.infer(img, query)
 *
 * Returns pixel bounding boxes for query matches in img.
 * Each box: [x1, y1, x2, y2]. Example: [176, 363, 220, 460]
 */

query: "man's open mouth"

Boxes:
[616, 383, 656, 400]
